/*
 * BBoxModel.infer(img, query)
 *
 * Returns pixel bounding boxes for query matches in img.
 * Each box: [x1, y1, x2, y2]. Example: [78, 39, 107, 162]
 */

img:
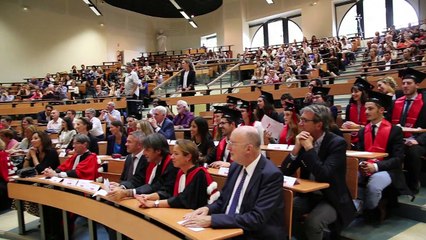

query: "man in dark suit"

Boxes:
[37, 104, 53, 124]
[107, 133, 177, 200]
[183, 126, 285, 240]
[109, 131, 148, 190]
[148, 105, 176, 140]
[358, 91, 411, 222]
[388, 68, 426, 194]
[281, 104, 355, 240]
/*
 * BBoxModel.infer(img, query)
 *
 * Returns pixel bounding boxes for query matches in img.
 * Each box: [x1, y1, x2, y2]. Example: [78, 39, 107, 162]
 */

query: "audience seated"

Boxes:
[173, 100, 194, 129]
[148, 106, 176, 140]
[46, 109, 63, 134]
[66, 117, 99, 155]
[37, 104, 53, 124]
[1, 116, 19, 140]
[85, 108, 105, 140]
[0, 129, 19, 154]
[56, 117, 77, 149]
[106, 121, 127, 156]
[23, 130, 60, 174]
[190, 117, 215, 163]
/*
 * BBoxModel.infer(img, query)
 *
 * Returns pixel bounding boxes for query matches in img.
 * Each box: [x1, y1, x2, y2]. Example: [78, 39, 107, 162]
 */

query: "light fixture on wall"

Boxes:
[310, 1, 318, 6]
[82, 0, 102, 16]
[266, 0, 274, 4]
[169, 0, 198, 28]
[22, 6, 29, 11]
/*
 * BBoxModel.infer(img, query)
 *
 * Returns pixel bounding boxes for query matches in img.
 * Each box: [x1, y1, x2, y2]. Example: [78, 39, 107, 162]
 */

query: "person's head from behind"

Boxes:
[24, 125, 38, 140]
[143, 133, 169, 163]
[126, 131, 145, 155]
[72, 134, 91, 155]
[31, 130, 52, 151]
[227, 126, 261, 166]
[137, 120, 154, 136]
[171, 139, 200, 169]
[0, 129, 14, 144]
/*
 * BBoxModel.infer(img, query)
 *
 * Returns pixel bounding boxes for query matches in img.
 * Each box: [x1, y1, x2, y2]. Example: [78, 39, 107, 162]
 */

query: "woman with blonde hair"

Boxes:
[377, 76, 400, 100]
[136, 119, 154, 136]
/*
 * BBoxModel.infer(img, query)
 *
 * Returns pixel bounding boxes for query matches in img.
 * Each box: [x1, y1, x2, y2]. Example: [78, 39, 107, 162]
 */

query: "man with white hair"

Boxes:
[85, 108, 105, 140]
[173, 100, 194, 129]
[148, 106, 176, 140]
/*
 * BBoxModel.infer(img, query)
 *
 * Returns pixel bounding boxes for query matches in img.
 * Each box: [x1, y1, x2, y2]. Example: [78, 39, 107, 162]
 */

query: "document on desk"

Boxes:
[42, 176, 63, 183]
[267, 144, 294, 151]
[93, 179, 110, 197]
[261, 115, 284, 140]
[77, 180, 100, 192]
[346, 151, 373, 157]
[283, 176, 298, 187]
[62, 178, 78, 186]
[218, 167, 229, 176]
[177, 220, 205, 232]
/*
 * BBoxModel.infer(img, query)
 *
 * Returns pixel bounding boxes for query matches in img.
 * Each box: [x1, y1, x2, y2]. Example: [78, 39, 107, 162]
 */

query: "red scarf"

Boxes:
[145, 154, 172, 184]
[364, 120, 392, 162]
[391, 94, 423, 137]
[173, 167, 215, 196]
[216, 137, 232, 162]
[279, 125, 294, 144]
[349, 103, 367, 143]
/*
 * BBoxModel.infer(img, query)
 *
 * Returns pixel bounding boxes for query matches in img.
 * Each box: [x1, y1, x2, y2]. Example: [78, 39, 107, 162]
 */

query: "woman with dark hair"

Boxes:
[178, 59, 196, 97]
[57, 117, 76, 149]
[190, 117, 214, 163]
[107, 120, 127, 156]
[136, 139, 219, 209]
[23, 131, 59, 174]
[342, 78, 372, 145]
[238, 100, 265, 145]
[255, 90, 281, 122]
[66, 117, 99, 154]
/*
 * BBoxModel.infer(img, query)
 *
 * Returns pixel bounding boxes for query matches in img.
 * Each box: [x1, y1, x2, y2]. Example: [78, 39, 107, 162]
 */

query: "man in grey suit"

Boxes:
[183, 126, 285, 239]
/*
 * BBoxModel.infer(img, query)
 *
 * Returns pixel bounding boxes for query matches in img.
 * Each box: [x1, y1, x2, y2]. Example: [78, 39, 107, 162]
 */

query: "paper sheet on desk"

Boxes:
[267, 144, 294, 151]
[261, 115, 284, 140]
[93, 179, 110, 197]
[346, 151, 373, 157]
[218, 167, 229, 176]
[62, 178, 78, 186]
[177, 220, 205, 232]
[39, 176, 63, 183]
[76, 180, 100, 192]
[283, 176, 298, 187]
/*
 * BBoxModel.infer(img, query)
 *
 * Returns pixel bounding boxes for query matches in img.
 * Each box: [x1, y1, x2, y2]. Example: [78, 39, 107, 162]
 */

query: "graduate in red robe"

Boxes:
[136, 140, 219, 209]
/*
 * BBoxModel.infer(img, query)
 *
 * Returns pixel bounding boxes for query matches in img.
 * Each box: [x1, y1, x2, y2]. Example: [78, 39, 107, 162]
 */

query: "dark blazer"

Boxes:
[120, 154, 149, 189]
[135, 155, 178, 199]
[357, 124, 411, 195]
[281, 132, 356, 231]
[106, 134, 127, 156]
[208, 155, 285, 240]
[37, 111, 49, 124]
[158, 118, 176, 140]
[179, 70, 196, 96]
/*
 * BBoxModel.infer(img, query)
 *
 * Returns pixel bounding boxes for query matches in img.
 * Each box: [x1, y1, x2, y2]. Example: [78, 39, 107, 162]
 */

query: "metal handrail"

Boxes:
[152, 69, 183, 91]
[206, 63, 241, 88]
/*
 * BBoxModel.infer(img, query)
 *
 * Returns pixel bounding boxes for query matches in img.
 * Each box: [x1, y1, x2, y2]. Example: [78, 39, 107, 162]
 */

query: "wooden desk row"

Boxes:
[8, 177, 243, 240]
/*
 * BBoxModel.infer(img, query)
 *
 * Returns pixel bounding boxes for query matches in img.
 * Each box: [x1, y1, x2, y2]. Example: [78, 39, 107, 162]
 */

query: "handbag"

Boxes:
[17, 167, 37, 178]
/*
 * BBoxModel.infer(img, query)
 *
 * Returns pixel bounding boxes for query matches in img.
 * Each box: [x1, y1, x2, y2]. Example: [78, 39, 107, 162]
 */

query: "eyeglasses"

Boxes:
[227, 140, 247, 147]
[219, 121, 229, 125]
[299, 117, 316, 123]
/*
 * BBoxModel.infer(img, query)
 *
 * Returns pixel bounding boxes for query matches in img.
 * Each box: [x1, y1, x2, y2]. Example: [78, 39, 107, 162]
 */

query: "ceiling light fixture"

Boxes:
[189, 20, 198, 29]
[169, 0, 181, 9]
[82, 0, 102, 16]
[180, 11, 191, 20]
[266, 0, 274, 4]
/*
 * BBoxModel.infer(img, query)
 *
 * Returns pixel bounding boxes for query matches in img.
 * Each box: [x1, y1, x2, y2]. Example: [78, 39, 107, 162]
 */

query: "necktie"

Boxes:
[228, 169, 247, 215]
[127, 156, 137, 180]
[371, 124, 377, 142]
[400, 99, 413, 126]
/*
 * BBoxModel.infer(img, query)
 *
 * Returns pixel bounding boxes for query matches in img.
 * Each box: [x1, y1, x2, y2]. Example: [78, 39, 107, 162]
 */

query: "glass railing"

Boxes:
[153, 60, 252, 97]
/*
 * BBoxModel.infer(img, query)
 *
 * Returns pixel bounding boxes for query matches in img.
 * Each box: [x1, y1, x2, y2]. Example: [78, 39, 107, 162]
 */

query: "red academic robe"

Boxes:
[58, 152, 99, 180]
[145, 154, 172, 184]
[391, 94, 423, 137]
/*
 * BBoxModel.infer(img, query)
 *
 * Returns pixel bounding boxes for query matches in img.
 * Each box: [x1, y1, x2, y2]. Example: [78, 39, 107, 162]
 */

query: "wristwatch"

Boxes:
[154, 200, 160, 208]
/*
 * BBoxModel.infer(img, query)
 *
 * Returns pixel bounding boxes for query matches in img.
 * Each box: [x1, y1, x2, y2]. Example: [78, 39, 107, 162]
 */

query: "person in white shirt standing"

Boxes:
[124, 63, 141, 119]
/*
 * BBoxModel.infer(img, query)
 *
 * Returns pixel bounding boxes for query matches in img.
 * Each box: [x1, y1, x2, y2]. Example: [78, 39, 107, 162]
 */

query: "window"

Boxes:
[250, 17, 303, 48]
[338, 4, 358, 37]
[393, 0, 418, 29]
[268, 20, 284, 45]
[288, 20, 303, 43]
[338, 0, 419, 38]
[251, 26, 264, 48]
[201, 34, 217, 49]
